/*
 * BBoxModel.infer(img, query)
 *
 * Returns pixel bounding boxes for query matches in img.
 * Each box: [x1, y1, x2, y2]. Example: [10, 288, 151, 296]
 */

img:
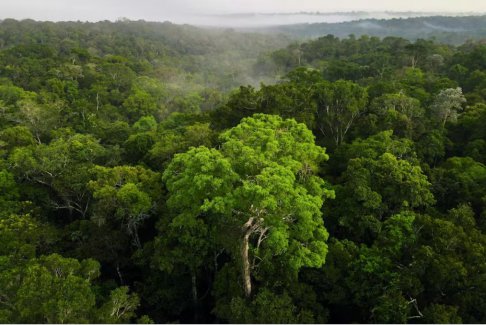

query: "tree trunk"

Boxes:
[242, 230, 252, 298]
[190, 270, 202, 322]
[116, 263, 124, 285]
[442, 111, 449, 128]
[191, 271, 198, 304]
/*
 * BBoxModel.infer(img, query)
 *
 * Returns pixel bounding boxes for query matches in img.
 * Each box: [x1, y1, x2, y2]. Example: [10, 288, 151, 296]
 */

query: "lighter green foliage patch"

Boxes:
[160, 114, 333, 312]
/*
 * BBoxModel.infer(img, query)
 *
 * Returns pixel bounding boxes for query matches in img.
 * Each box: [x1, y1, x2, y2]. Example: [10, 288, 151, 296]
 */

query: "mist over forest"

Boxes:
[176, 11, 463, 27]
[1, 3, 486, 324]
[252, 14, 486, 44]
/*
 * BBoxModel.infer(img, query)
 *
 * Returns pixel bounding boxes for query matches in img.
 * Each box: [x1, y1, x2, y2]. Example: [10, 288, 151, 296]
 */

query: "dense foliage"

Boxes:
[1, 19, 486, 323]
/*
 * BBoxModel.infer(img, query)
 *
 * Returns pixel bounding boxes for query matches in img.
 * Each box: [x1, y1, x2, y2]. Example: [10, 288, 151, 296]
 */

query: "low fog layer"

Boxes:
[1, 0, 486, 24]
[183, 12, 484, 28]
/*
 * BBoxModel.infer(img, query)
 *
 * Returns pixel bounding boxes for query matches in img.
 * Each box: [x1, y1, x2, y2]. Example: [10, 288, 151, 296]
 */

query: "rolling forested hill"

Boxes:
[0, 19, 291, 90]
[258, 15, 486, 45]
[1, 18, 486, 324]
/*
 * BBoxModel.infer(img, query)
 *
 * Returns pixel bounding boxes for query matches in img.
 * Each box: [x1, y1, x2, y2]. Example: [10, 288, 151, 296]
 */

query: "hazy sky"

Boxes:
[1, 0, 486, 23]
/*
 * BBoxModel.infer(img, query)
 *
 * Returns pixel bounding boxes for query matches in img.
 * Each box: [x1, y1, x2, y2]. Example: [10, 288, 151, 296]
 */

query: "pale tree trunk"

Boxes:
[240, 208, 268, 299]
[442, 110, 450, 128]
[241, 216, 256, 298]
[411, 56, 418, 68]
[116, 263, 124, 285]
[190, 270, 201, 322]
[242, 230, 252, 298]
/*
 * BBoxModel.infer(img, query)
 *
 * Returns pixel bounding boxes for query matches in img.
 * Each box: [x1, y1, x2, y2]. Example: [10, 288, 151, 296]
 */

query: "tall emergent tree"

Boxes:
[314, 80, 368, 146]
[430, 87, 466, 127]
[158, 114, 333, 318]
